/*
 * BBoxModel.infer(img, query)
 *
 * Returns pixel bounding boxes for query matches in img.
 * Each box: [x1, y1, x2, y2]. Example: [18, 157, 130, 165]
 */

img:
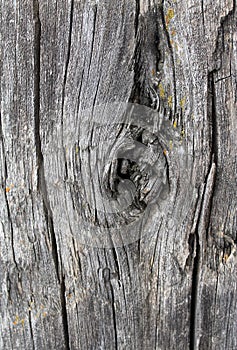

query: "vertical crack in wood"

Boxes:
[47, 215, 60, 281]
[0, 97, 18, 268]
[111, 288, 118, 350]
[134, 0, 140, 38]
[60, 275, 71, 350]
[129, 0, 142, 104]
[111, 247, 121, 281]
[103, 268, 118, 350]
[4, 191, 18, 268]
[189, 70, 218, 346]
[189, 200, 201, 350]
[61, 0, 74, 180]
[161, 0, 177, 116]
[33, 1, 70, 348]
[33, 0, 43, 191]
[201, 0, 205, 30]
[88, 4, 97, 77]
[43, 205, 70, 349]
[29, 306, 36, 350]
[0, 114, 6, 178]
[45, 211, 70, 350]
[190, 163, 216, 350]
[189, 101, 217, 348]
[208, 72, 218, 166]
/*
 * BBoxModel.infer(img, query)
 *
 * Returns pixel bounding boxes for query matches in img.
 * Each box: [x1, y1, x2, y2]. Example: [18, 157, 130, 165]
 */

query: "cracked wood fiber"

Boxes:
[0, 0, 236, 349]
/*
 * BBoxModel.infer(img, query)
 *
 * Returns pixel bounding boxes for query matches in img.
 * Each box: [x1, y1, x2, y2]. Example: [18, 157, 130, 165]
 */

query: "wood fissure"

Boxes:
[33, 0, 43, 191]
[87, 3, 97, 79]
[0, 97, 18, 268]
[201, 0, 205, 29]
[5, 191, 18, 269]
[129, 0, 142, 104]
[110, 285, 118, 350]
[160, 0, 177, 117]
[61, 0, 74, 181]
[134, 0, 140, 38]
[190, 162, 217, 349]
[60, 275, 71, 350]
[208, 72, 218, 166]
[28, 306, 36, 350]
[189, 187, 202, 350]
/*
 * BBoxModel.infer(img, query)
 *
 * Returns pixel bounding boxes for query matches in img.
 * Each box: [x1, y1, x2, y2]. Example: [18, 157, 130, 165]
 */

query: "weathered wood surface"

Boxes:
[0, 0, 236, 349]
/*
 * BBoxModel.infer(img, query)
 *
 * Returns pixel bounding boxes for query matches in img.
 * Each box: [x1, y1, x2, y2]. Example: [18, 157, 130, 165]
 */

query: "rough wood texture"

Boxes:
[0, 0, 236, 349]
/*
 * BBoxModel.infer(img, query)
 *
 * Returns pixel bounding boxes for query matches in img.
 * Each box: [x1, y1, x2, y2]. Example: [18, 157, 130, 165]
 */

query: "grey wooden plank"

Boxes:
[0, 0, 236, 349]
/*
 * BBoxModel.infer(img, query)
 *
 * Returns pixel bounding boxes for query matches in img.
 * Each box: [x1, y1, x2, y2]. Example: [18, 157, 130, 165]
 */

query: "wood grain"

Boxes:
[0, 0, 236, 349]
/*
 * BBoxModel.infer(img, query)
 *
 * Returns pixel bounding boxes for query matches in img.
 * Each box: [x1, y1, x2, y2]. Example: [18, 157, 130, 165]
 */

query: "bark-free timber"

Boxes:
[0, 0, 236, 349]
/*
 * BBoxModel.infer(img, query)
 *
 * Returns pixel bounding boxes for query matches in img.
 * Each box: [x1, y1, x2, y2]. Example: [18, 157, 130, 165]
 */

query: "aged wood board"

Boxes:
[0, 0, 236, 349]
